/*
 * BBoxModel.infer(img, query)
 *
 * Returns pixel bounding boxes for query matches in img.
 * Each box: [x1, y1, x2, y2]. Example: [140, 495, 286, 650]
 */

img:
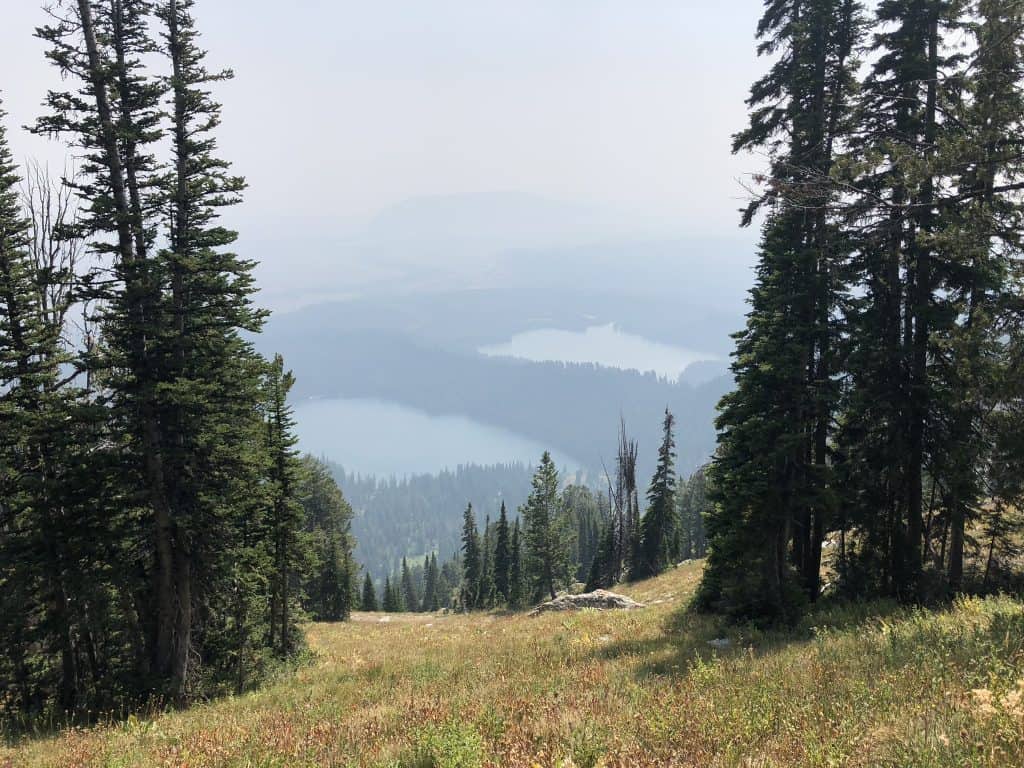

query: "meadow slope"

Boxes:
[4, 562, 1024, 767]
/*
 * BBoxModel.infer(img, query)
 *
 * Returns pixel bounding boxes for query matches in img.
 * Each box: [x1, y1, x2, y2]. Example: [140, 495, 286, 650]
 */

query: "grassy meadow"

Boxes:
[3, 561, 1024, 767]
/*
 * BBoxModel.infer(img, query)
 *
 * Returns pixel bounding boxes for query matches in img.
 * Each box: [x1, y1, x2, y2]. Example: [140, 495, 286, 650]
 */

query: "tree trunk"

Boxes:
[76, 0, 178, 688]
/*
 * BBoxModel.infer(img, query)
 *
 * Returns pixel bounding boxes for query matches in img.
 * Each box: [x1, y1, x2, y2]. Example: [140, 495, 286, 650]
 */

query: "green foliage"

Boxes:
[636, 409, 678, 579]
[492, 503, 511, 603]
[459, 504, 482, 610]
[703, 0, 1024, 622]
[361, 572, 379, 612]
[298, 455, 357, 622]
[0, 0, 359, 720]
[508, 519, 524, 609]
[562, 485, 606, 584]
[408, 720, 485, 768]
[676, 467, 710, 561]
[333, 462, 532, 586]
[401, 558, 420, 614]
[522, 451, 572, 602]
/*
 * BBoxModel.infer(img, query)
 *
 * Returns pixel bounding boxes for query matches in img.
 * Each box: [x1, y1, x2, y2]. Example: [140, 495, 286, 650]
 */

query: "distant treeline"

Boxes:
[331, 462, 535, 583]
[439, 415, 713, 613]
[349, 409, 714, 615]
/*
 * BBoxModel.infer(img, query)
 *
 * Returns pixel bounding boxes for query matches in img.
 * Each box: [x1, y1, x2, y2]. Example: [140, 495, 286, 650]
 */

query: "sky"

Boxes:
[2, 0, 768, 306]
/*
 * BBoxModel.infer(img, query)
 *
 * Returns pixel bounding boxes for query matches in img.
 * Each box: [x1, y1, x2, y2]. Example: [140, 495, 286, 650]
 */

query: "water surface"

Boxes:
[480, 322, 716, 381]
[294, 397, 577, 477]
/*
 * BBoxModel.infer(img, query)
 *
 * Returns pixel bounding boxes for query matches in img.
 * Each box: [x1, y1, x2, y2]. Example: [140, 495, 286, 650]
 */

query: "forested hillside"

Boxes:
[334, 462, 534, 582]
[4, 0, 1024, 764]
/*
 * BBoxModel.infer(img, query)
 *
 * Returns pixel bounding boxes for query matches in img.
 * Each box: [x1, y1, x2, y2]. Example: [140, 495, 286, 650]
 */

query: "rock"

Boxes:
[527, 589, 645, 616]
[707, 637, 731, 650]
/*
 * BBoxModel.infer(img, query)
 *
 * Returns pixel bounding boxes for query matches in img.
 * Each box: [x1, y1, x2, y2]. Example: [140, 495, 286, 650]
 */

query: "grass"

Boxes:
[3, 561, 1023, 767]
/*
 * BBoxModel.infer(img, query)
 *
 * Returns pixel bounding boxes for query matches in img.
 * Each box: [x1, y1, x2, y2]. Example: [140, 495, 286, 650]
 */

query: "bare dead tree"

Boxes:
[20, 160, 94, 389]
[606, 417, 639, 582]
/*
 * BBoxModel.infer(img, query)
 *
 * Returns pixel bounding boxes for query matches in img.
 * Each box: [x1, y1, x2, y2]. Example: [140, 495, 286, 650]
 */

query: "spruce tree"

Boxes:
[382, 576, 398, 613]
[460, 503, 482, 610]
[493, 501, 512, 603]
[421, 554, 438, 612]
[400, 557, 419, 613]
[36, 0, 186, 691]
[836, 0, 967, 599]
[31, 0, 289, 699]
[478, 515, 495, 608]
[637, 409, 678, 579]
[298, 455, 355, 622]
[361, 572, 378, 611]
[0, 101, 100, 712]
[698, 0, 861, 621]
[522, 452, 570, 601]
[934, 0, 1024, 592]
[263, 355, 306, 655]
[586, 521, 615, 591]
[508, 519, 524, 608]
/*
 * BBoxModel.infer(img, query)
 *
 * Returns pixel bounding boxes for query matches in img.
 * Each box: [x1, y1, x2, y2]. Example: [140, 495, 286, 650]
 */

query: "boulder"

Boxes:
[528, 589, 645, 616]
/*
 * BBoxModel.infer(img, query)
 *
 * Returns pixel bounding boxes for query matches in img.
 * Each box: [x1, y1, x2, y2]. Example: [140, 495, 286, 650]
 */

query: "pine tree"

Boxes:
[935, 0, 1024, 592]
[361, 572, 378, 612]
[381, 576, 399, 613]
[584, 518, 612, 589]
[0, 101, 100, 712]
[298, 455, 355, 622]
[836, 0, 968, 599]
[36, 0, 187, 692]
[698, 0, 861, 621]
[421, 554, 439, 612]
[677, 468, 709, 560]
[508, 519, 524, 608]
[637, 409, 678, 579]
[478, 515, 495, 608]
[263, 355, 306, 655]
[522, 452, 570, 602]
[460, 503, 482, 610]
[493, 501, 512, 603]
[400, 557, 419, 613]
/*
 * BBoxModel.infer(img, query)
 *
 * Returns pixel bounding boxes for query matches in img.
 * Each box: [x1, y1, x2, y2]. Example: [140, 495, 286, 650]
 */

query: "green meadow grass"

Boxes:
[3, 561, 1023, 767]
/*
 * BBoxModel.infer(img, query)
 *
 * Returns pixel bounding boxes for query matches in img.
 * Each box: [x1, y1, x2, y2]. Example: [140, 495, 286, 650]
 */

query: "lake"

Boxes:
[293, 397, 578, 477]
[479, 322, 717, 381]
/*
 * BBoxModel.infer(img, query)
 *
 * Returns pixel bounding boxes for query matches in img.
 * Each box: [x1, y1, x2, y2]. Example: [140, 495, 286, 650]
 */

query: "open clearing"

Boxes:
[4, 562, 1024, 767]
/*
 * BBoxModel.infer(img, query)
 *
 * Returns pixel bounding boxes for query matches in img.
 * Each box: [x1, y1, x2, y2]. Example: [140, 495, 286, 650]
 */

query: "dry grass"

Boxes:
[3, 561, 1024, 767]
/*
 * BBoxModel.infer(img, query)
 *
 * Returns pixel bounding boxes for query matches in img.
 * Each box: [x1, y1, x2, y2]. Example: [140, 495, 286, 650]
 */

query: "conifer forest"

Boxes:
[3, 1, 1024, 766]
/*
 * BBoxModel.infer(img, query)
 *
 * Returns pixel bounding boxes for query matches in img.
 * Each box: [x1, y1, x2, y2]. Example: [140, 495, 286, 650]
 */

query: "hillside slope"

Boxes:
[5, 563, 1024, 767]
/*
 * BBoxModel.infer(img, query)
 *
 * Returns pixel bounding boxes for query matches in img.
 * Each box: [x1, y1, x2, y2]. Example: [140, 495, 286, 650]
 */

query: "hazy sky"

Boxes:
[2, 1, 768, 303]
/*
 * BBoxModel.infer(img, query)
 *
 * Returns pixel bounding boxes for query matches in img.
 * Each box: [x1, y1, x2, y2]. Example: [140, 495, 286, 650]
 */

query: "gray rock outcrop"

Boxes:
[528, 589, 645, 616]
